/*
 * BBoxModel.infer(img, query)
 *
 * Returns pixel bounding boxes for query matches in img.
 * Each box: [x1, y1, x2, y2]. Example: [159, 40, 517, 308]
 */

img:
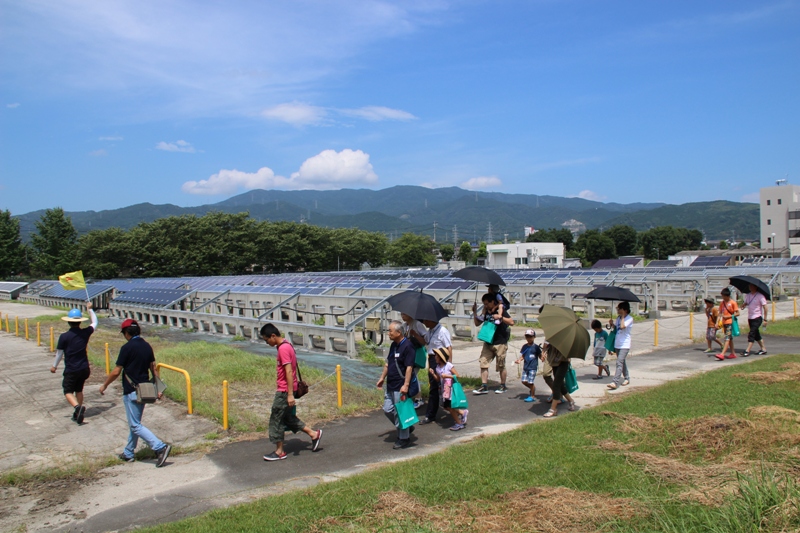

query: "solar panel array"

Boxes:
[111, 288, 196, 306]
[0, 282, 28, 293]
[40, 283, 114, 299]
[592, 258, 643, 268]
[646, 260, 680, 268]
[690, 256, 731, 267]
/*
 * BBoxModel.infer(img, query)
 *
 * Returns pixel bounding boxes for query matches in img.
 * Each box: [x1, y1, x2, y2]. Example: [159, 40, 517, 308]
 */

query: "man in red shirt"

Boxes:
[260, 323, 323, 461]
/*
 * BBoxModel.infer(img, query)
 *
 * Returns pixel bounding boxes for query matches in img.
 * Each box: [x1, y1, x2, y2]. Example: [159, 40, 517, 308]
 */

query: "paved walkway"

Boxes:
[0, 299, 798, 533]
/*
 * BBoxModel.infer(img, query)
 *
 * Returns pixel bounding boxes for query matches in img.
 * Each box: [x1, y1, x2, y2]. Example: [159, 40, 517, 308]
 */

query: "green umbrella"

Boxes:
[538, 305, 591, 360]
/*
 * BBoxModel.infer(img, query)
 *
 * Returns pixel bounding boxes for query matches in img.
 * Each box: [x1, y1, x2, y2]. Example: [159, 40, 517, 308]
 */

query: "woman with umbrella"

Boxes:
[741, 283, 768, 356]
[537, 305, 588, 417]
[607, 301, 633, 390]
[542, 341, 576, 417]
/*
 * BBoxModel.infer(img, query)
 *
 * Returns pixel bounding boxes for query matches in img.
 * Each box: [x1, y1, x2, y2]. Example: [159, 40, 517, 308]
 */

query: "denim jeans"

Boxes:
[122, 391, 165, 458]
[383, 389, 410, 440]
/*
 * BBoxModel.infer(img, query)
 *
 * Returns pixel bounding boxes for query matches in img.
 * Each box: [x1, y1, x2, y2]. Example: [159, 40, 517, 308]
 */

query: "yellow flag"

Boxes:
[59, 270, 86, 290]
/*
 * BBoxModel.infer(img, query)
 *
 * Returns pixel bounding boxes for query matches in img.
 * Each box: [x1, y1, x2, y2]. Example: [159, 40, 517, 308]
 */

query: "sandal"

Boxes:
[568, 401, 576, 411]
[543, 409, 557, 418]
[592, 375, 603, 380]
[607, 383, 618, 390]
[622, 379, 630, 386]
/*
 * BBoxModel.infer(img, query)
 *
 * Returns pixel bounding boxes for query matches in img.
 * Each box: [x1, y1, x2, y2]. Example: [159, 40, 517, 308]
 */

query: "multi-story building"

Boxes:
[759, 180, 800, 257]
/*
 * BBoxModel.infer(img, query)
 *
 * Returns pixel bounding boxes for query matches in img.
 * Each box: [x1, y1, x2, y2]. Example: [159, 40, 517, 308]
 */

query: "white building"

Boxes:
[485, 242, 565, 269]
[760, 181, 800, 257]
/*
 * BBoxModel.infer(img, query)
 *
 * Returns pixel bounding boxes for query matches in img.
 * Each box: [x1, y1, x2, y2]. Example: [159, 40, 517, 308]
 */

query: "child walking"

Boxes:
[590, 319, 611, 379]
[515, 329, 541, 402]
[703, 297, 723, 354]
[432, 348, 468, 431]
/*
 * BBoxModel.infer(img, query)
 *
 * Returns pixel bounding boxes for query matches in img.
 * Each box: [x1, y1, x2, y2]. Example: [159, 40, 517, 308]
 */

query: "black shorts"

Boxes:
[62, 368, 91, 394]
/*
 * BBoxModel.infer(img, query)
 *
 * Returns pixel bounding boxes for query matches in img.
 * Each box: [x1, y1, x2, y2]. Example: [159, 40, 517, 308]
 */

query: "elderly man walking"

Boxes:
[377, 320, 417, 449]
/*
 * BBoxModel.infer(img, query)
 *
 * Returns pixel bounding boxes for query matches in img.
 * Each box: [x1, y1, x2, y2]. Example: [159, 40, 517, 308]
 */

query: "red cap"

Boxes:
[120, 318, 138, 331]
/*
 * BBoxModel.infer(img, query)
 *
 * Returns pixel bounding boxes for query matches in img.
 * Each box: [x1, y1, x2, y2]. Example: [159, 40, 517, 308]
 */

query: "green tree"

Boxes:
[438, 243, 455, 262]
[603, 225, 638, 257]
[719, 240, 729, 250]
[75, 228, 131, 279]
[30, 208, 78, 276]
[0, 210, 26, 277]
[477, 242, 488, 259]
[640, 225, 701, 259]
[457, 241, 472, 263]
[387, 233, 435, 266]
[576, 230, 617, 265]
[527, 228, 574, 251]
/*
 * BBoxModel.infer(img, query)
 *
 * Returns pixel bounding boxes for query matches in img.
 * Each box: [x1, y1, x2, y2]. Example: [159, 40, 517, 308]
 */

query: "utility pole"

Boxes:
[487, 222, 493, 243]
[453, 225, 458, 247]
[504, 233, 508, 244]
[433, 221, 437, 243]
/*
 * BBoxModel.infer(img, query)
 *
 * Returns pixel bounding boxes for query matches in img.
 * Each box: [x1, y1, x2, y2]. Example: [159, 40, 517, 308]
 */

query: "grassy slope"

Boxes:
[144, 320, 800, 533]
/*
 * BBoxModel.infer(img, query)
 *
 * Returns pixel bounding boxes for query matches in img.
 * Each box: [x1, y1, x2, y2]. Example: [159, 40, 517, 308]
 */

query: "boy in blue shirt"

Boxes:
[515, 329, 541, 402]
[591, 319, 611, 379]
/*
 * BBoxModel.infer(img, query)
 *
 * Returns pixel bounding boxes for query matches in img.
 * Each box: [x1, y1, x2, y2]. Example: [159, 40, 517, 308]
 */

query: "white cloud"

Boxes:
[99, 135, 123, 141]
[6, 103, 20, 108]
[156, 140, 196, 153]
[291, 149, 378, 186]
[89, 149, 107, 157]
[182, 148, 379, 195]
[182, 167, 292, 195]
[461, 176, 502, 190]
[577, 190, 607, 201]
[740, 192, 759, 203]
[338, 106, 416, 121]
[262, 102, 326, 126]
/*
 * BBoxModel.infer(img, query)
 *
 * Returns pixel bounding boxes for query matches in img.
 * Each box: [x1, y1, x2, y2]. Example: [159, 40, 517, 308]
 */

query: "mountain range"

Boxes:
[14, 186, 759, 242]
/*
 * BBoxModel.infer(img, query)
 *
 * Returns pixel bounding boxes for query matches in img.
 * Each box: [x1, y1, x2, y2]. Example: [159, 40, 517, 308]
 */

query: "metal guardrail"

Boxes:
[156, 363, 193, 414]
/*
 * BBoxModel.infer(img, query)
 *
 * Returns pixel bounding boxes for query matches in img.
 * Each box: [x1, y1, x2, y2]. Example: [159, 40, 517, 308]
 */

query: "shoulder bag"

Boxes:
[280, 341, 308, 398]
[124, 372, 157, 404]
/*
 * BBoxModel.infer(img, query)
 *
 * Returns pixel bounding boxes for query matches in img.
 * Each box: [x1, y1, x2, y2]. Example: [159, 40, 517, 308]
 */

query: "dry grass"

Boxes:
[733, 361, 800, 384]
[310, 488, 642, 533]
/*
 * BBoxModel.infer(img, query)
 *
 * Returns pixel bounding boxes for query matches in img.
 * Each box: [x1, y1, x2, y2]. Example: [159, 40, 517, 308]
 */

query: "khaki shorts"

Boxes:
[479, 343, 508, 371]
[540, 360, 553, 378]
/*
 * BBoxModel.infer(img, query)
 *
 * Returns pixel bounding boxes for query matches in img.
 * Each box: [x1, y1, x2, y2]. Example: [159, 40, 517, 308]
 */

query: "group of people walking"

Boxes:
[704, 283, 768, 360]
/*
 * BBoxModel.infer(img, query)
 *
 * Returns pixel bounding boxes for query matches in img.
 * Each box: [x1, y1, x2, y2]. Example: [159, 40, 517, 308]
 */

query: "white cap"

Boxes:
[524, 329, 535, 336]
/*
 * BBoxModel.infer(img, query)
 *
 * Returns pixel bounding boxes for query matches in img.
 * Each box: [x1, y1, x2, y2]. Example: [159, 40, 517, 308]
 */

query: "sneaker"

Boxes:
[75, 405, 86, 425]
[72, 405, 80, 421]
[412, 399, 425, 409]
[311, 429, 323, 452]
[419, 417, 435, 425]
[714, 354, 725, 361]
[118, 453, 135, 463]
[393, 439, 410, 449]
[449, 423, 465, 431]
[524, 396, 535, 402]
[460, 409, 469, 425]
[725, 354, 737, 359]
[703, 348, 714, 353]
[742, 351, 751, 357]
[494, 384, 508, 394]
[473, 385, 489, 395]
[757, 350, 767, 355]
[155, 444, 172, 467]
[263, 451, 287, 461]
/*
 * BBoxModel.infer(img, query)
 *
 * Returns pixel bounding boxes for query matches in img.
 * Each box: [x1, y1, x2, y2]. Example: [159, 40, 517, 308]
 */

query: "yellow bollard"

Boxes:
[222, 380, 229, 430]
[25, 318, 29, 341]
[336, 364, 343, 408]
[689, 312, 693, 340]
[50, 327, 54, 352]
[654, 319, 659, 347]
[15, 316, 19, 336]
[105, 343, 110, 375]
[4, 313, 8, 332]
[772, 300, 776, 322]
[794, 297, 798, 319]
[37, 322, 41, 346]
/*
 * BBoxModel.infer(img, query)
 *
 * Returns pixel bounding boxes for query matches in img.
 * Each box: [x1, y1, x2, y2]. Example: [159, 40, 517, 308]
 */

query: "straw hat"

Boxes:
[432, 347, 450, 362]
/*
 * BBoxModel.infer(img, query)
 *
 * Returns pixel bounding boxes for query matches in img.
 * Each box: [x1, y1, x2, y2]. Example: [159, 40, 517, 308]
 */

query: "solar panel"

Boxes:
[41, 283, 114, 299]
[0, 282, 27, 292]
[112, 288, 194, 306]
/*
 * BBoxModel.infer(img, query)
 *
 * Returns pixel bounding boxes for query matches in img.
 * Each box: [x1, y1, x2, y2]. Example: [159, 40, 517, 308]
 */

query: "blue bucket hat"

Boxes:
[61, 308, 89, 322]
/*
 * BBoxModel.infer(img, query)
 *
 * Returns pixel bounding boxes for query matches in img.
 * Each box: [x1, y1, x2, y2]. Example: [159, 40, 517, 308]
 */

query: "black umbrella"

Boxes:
[729, 275, 771, 301]
[584, 285, 642, 303]
[386, 291, 449, 322]
[452, 266, 505, 286]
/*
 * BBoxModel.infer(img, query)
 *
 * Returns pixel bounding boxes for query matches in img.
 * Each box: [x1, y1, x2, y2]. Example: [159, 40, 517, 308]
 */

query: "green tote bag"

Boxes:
[395, 397, 419, 430]
[450, 378, 469, 409]
[477, 321, 497, 343]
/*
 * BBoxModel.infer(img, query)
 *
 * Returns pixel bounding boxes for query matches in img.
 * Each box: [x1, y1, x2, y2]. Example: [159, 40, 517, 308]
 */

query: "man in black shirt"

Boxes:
[376, 320, 416, 449]
[99, 319, 172, 467]
[472, 293, 514, 394]
[50, 302, 97, 425]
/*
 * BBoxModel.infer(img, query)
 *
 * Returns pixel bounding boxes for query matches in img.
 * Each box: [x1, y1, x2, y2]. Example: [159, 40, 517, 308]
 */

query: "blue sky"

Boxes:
[1, 0, 799, 215]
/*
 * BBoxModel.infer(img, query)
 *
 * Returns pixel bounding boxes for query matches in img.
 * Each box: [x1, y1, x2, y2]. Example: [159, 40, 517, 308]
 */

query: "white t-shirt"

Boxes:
[403, 319, 427, 340]
[425, 323, 452, 352]
[614, 315, 634, 350]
